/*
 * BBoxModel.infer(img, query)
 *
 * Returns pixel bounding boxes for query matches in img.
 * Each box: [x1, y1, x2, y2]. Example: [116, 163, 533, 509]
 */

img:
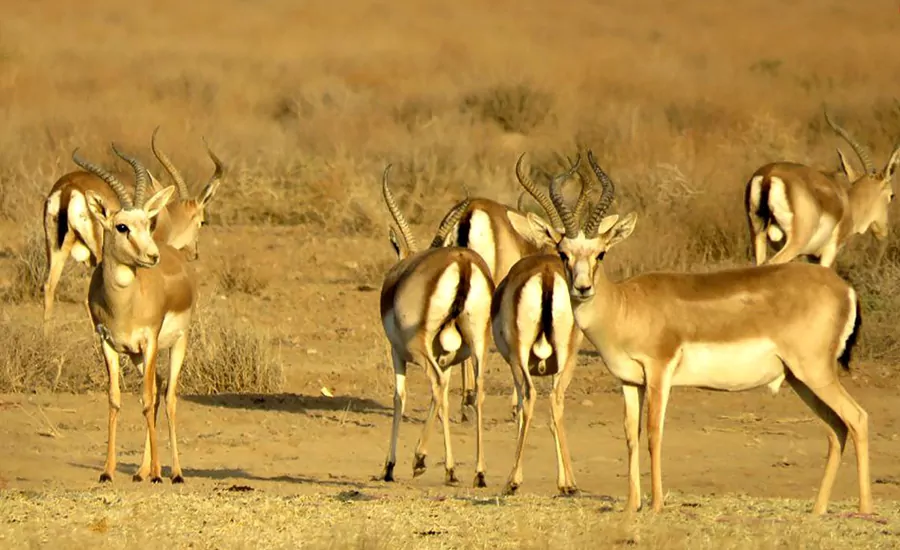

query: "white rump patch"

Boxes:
[467, 210, 496, 276]
[673, 338, 784, 391]
[45, 191, 61, 217]
[767, 177, 793, 243]
[517, 274, 546, 360]
[427, 263, 462, 352]
[836, 288, 858, 361]
[68, 192, 101, 260]
[748, 176, 764, 208]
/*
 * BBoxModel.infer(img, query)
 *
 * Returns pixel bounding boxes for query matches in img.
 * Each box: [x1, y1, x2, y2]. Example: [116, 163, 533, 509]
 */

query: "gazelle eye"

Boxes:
[115, 224, 129, 234]
[596, 251, 606, 261]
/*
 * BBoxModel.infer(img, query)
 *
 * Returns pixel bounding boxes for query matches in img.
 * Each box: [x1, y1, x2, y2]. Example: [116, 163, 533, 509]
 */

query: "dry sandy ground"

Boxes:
[2, 226, 900, 548]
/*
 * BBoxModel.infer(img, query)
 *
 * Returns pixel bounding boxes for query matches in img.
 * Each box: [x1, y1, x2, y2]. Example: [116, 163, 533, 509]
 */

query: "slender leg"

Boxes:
[803, 379, 872, 514]
[753, 229, 768, 266]
[504, 350, 534, 495]
[646, 369, 673, 513]
[134, 368, 163, 482]
[874, 237, 889, 268]
[460, 358, 476, 423]
[471, 336, 488, 488]
[42, 232, 76, 335]
[549, 349, 578, 496]
[412, 355, 444, 480]
[787, 377, 848, 515]
[381, 346, 407, 482]
[166, 333, 189, 483]
[622, 383, 646, 512]
[436, 365, 457, 485]
[141, 338, 163, 483]
[99, 339, 122, 482]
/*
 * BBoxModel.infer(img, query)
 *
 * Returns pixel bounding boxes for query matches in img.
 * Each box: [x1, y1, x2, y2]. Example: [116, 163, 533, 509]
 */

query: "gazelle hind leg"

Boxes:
[412, 354, 444, 480]
[504, 346, 534, 495]
[802, 379, 872, 514]
[381, 346, 407, 482]
[646, 357, 676, 513]
[42, 230, 76, 334]
[786, 376, 848, 515]
[460, 358, 476, 424]
[549, 349, 578, 496]
[435, 364, 457, 485]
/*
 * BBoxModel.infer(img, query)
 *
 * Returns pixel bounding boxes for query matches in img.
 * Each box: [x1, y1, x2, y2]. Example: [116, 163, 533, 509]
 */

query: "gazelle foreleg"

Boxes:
[140, 337, 164, 483]
[622, 382, 646, 512]
[99, 339, 123, 483]
[165, 332, 189, 483]
[381, 346, 407, 482]
[134, 365, 163, 482]
[646, 358, 676, 513]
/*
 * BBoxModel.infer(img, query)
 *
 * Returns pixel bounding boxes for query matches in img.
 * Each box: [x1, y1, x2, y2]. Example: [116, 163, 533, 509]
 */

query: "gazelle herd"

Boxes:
[35, 107, 898, 515]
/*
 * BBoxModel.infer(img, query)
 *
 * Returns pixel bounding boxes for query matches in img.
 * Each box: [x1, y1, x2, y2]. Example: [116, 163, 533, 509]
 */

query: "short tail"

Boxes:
[531, 271, 555, 360]
[838, 297, 862, 371]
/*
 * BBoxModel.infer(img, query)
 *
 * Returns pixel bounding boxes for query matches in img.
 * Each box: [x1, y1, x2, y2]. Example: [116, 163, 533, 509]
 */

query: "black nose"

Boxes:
[148, 253, 160, 263]
[574, 284, 591, 293]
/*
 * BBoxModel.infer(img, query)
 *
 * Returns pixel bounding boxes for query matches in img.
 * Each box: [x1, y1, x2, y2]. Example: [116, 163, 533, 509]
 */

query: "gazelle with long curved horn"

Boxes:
[433, 154, 590, 422]
[41, 131, 225, 332]
[516, 149, 871, 515]
[746, 107, 900, 267]
[76, 144, 200, 484]
[491, 157, 585, 496]
[379, 164, 495, 487]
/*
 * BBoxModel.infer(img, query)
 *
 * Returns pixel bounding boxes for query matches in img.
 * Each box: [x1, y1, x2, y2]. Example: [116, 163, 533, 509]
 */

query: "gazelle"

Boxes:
[379, 164, 495, 487]
[746, 108, 900, 267]
[490, 158, 584, 496]
[42, 127, 223, 331]
[74, 145, 199, 484]
[516, 149, 871, 515]
[434, 155, 592, 421]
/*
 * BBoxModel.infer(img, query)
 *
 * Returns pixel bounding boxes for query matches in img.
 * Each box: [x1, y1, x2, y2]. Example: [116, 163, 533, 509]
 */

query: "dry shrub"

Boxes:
[218, 257, 269, 296]
[461, 83, 553, 134]
[0, 322, 101, 393]
[181, 310, 284, 395]
[1, 226, 86, 305]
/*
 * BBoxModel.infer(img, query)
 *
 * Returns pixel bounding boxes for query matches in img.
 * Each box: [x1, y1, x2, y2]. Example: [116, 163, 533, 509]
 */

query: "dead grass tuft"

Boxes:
[181, 309, 285, 395]
[0, 321, 101, 393]
[217, 257, 269, 296]
[461, 83, 554, 134]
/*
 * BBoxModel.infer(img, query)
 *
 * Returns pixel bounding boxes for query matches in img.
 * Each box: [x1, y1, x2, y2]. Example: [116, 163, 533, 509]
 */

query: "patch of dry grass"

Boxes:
[0, 489, 897, 549]
[217, 256, 269, 296]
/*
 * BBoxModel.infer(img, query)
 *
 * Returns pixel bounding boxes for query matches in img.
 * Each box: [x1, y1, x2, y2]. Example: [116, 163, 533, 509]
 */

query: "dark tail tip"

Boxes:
[838, 298, 862, 371]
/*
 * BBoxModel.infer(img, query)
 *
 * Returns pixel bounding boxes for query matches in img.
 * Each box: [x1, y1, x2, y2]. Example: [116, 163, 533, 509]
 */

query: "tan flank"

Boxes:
[378, 164, 494, 487]
[41, 127, 224, 333]
[746, 108, 900, 267]
[515, 149, 871, 515]
[74, 145, 200, 484]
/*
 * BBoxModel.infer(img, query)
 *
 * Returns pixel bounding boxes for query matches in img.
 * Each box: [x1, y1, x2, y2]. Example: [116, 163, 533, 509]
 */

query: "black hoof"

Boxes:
[445, 468, 460, 486]
[98, 473, 113, 483]
[172, 475, 185, 484]
[557, 486, 580, 497]
[504, 482, 519, 496]
[412, 454, 427, 477]
[132, 474, 144, 482]
[473, 472, 487, 488]
[381, 462, 396, 482]
[150, 476, 163, 484]
[460, 405, 477, 424]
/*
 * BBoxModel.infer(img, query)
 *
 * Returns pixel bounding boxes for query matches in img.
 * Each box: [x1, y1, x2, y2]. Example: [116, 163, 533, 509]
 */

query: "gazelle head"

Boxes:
[516, 151, 636, 302]
[74, 145, 176, 269]
[381, 164, 470, 261]
[825, 108, 900, 240]
[150, 127, 225, 259]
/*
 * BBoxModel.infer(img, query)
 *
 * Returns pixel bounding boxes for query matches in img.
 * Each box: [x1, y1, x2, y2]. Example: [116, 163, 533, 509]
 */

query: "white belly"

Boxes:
[672, 339, 784, 391]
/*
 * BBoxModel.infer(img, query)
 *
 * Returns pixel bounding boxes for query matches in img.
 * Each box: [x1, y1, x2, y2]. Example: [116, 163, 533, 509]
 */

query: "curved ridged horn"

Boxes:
[583, 150, 617, 238]
[111, 143, 150, 208]
[202, 136, 226, 188]
[571, 160, 593, 225]
[382, 164, 418, 253]
[824, 107, 875, 175]
[430, 197, 471, 248]
[514, 153, 565, 230]
[548, 153, 583, 236]
[151, 126, 189, 198]
[72, 148, 133, 209]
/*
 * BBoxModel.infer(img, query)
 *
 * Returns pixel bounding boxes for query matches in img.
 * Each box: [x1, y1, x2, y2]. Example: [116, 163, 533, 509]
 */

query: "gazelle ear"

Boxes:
[507, 210, 562, 248]
[602, 212, 637, 247]
[595, 214, 620, 235]
[143, 185, 177, 218]
[837, 148, 860, 182]
[85, 190, 113, 229]
[198, 179, 222, 207]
